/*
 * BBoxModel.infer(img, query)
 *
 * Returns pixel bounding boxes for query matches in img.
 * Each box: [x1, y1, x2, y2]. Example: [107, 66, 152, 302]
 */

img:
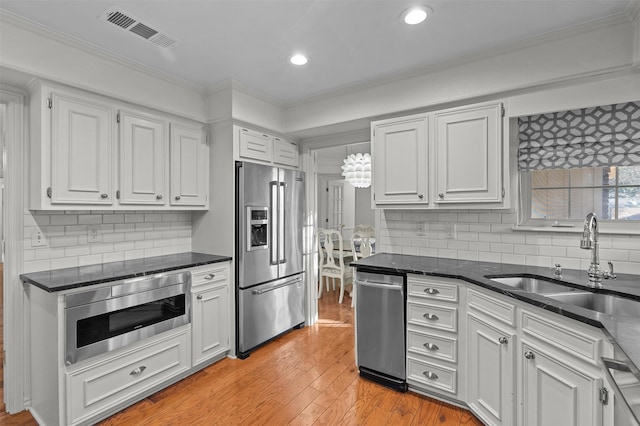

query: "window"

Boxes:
[518, 101, 640, 224]
[527, 166, 640, 221]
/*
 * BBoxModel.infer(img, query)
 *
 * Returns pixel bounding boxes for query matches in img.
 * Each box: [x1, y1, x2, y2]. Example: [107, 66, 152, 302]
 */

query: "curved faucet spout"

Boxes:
[580, 212, 602, 287]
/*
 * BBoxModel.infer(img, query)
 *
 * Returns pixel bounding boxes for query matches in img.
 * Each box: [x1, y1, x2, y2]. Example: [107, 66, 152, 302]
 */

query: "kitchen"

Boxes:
[1, 1, 640, 425]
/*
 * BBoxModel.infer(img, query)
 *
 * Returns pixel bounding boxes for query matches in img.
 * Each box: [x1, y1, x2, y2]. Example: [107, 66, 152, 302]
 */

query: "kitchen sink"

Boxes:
[543, 292, 640, 317]
[488, 276, 580, 294]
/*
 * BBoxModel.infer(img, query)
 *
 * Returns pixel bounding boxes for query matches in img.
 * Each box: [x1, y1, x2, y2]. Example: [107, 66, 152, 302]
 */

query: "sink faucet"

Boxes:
[580, 213, 617, 286]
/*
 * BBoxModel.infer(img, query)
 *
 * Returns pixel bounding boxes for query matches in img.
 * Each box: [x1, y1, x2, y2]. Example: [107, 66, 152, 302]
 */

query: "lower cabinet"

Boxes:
[467, 313, 516, 426]
[192, 284, 229, 366]
[66, 327, 190, 425]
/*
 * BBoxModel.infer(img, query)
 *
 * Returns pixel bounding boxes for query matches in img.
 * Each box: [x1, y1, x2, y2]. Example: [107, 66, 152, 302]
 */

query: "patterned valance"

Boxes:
[518, 101, 640, 171]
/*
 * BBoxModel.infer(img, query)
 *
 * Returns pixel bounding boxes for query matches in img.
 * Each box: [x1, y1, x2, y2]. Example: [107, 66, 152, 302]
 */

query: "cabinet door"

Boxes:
[119, 110, 167, 205]
[51, 93, 114, 205]
[273, 138, 299, 167]
[239, 128, 271, 162]
[192, 285, 229, 366]
[522, 342, 603, 426]
[372, 115, 428, 205]
[435, 102, 502, 203]
[468, 313, 516, 426]
[170, 124, 208, 206]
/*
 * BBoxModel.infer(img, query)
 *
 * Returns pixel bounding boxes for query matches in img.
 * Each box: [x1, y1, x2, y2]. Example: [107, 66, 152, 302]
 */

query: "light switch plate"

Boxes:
[31, 228, 48, 247]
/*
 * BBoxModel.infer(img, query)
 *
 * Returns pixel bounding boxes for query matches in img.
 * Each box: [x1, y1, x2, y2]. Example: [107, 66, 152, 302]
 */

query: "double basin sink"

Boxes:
[487, 276, 640, 317]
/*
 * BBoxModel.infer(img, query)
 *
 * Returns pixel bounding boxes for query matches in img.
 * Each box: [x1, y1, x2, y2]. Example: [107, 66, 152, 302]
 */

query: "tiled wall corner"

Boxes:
[379, 209, 640, 275]
[23, 210, 192, 273]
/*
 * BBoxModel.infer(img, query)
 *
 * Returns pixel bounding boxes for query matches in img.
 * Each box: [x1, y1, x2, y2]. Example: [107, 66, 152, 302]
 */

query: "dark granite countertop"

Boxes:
[352, 253, 640, 384]
[21, 252, 232, 292]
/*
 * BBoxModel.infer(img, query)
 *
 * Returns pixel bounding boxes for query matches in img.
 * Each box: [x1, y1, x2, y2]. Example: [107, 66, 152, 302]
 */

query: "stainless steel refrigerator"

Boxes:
[235, 161, 305, 358]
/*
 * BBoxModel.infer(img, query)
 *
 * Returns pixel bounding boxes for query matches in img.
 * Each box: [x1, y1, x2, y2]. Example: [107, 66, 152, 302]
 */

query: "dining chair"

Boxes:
[349, 230, 375, 307]
[317, 228, 352, 303]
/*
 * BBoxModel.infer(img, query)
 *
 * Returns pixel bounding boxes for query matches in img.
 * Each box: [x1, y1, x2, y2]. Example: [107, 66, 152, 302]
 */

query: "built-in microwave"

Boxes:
[64, 271, 191, 365]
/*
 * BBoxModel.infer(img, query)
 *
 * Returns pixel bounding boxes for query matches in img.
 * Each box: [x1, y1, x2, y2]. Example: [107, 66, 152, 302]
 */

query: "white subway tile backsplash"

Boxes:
[24, 210, 193, 273]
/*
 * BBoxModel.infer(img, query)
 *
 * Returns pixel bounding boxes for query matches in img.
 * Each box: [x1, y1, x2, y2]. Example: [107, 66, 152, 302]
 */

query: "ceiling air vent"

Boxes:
[100, 7, 179, 48]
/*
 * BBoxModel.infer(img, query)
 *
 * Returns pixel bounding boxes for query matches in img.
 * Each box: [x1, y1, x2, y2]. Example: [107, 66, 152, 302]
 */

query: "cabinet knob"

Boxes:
[129, 366, 147, 376]
[156, 194, 163, 200]
[418, 194, 424, 199]
[438, 193, 444, 199]
[197, 294, 203, 300]
[423, 343, 439, 351]
[100, 193, 108, 199]
[499, 337, 509, 345]
[423, 313, 439, 321]
[424, 288, 439, 295]
[204, 274, 215, 280]
[524, 351, 535, 360]
[175, 195, 181, 201]
[423, 371, 439, 380]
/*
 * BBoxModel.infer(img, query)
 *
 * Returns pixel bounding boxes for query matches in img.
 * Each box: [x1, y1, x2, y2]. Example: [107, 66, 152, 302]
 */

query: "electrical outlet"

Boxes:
[417, 222, 426, 236]
[445, 224, 457, 240]
[31, 229, 48, 247]
[87, 225, 102, 243]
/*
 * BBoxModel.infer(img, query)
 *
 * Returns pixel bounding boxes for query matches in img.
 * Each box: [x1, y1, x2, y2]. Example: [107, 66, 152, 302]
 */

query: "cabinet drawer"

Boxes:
[408, 276, 459, 302]
[191, 264, 228, 288]
[66, 328, 189, 425]
[407, 329, 457, 363]
[521, 309, 604, 365]
[468, 288, 516, 326]
[407, 357, 457, 395]
[408, 301, 457, 332]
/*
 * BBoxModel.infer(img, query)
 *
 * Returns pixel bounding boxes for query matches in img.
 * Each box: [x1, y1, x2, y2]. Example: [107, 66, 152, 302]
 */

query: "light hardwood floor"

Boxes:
[1, 286, 481, 425]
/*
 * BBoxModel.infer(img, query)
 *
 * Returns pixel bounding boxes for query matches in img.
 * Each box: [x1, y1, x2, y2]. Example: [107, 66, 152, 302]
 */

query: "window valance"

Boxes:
[518, 101, 640, 171]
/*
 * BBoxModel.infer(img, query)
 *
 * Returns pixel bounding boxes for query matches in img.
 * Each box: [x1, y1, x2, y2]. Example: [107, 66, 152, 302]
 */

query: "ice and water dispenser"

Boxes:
[246, 207, 269, 250]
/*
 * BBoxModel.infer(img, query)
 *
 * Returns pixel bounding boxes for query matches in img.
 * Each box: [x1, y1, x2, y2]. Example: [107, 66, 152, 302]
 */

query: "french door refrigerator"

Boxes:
[236, 161, 305, 358]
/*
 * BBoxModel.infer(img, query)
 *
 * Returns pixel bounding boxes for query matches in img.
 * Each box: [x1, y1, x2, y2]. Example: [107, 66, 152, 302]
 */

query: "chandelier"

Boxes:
[341, 153, 371, 188]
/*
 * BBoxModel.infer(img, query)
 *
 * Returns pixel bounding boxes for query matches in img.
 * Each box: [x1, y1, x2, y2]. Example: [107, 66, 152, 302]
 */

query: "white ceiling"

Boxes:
[0, 0, 635, 104]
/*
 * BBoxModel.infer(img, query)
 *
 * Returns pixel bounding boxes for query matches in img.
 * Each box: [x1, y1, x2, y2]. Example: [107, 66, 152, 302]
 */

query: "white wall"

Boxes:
[376, 209, 640, 275]
[23, 210, 192, 273]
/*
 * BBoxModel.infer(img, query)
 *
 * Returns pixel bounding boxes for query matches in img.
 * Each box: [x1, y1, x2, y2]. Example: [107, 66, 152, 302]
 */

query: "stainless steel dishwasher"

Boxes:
[355, 269, 407, 392]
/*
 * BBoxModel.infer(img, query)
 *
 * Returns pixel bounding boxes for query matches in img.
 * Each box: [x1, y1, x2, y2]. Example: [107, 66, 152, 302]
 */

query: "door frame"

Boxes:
[1, 86, 26, 413]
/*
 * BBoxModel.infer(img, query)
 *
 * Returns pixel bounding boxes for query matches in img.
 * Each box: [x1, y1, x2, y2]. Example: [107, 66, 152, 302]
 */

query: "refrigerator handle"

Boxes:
[270, 181, 279, 265]
[278, 182, 287, 265]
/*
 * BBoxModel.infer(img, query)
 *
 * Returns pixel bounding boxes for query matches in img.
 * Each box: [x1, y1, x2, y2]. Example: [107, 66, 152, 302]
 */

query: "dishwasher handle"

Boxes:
[356, 280, 404, 292]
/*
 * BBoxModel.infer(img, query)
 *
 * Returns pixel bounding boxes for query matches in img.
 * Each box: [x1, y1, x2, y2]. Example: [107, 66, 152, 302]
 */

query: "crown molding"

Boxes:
[283, 12, 635, 108]
[0, 10, 204, 94]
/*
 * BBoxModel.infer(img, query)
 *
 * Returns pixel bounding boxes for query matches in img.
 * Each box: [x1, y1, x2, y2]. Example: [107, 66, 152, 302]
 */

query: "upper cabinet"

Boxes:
[435, 102, 503, 204]
[49, 93, 115, 206]
[371, 100, 507, 209]
[29, 81, 208, 211]
[170, 124, 208, 207]
[371, 114, 428, 206]
[119, 110, 167, 205]
[235, 125, 299, 168]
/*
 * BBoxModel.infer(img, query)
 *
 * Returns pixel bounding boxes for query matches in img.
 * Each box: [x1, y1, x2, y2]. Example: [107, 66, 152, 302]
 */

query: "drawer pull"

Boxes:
[423, 313, 439, 321]
[197, 294, 203, 300]
[175, 195, 181, 201]
[423, 371, 439, 380]
[423, 343, 439, 351]
[204, 274, 215, 280]
[524, 351, 535, 360]
[130, 366, 147, 376]
[424, 288, 439, 295]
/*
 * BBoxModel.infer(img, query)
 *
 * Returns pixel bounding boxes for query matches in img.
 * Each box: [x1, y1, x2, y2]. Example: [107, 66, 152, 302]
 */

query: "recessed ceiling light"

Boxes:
[402, 6, 430, 25]
[290, 54, 308, 66]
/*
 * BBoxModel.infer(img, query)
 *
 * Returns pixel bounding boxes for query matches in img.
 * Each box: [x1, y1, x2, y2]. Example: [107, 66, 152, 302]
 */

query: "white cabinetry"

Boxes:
[28, 80, 208, 210]
[370, 101, 507, 209]
[235, 125, 299, 168]
[119, 110, 167, 205]
[66, 328, 190, 425]
[435, 102, 503, 204]
[190, 263, 230, 366]
[170, 124, 208, 207]
[371, 114, 428, 206]
[467, 288, 517, 426]
[406, 275, 464, 400]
